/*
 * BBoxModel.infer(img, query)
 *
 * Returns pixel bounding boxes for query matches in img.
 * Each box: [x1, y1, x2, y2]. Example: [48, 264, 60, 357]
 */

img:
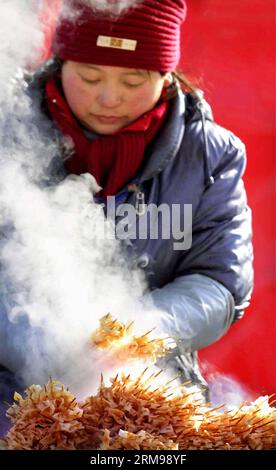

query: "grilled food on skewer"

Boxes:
[4, 374, 276, 450]
[91, 314, 173, 362]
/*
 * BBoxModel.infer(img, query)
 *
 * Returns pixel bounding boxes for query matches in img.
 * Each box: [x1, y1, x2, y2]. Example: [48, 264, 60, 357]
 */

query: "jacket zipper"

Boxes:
[128, 183, 147, 216]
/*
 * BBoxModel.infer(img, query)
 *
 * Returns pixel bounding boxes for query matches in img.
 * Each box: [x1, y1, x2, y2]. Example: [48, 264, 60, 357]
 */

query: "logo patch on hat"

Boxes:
[97, 35, 137, 51]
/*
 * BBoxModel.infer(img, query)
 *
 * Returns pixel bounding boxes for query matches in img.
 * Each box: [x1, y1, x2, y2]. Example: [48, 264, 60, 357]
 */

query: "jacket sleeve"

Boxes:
[0, 260, 47, 376]
[149, 129, 253, 351]
[0, 302, 31, 373]
[0, 257, 65, 383]
[149, 273, 235, 351]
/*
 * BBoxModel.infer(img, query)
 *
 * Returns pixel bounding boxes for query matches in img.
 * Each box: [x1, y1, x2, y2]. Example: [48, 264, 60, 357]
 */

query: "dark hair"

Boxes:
[172, 70, 200, 96]
[160, 69, 201, 101]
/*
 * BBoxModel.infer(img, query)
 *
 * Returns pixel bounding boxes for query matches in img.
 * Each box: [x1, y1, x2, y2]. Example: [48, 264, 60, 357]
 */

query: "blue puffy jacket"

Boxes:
[0, 59, 253, 402]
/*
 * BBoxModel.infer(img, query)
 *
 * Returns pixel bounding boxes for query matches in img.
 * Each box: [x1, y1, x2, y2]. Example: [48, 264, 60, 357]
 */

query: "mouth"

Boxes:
[93, 115, 123, 124]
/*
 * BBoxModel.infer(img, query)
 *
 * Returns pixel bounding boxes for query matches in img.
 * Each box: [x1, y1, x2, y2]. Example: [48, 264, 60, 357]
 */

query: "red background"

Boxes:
[41, 0, 275, 397]
[182, 0, 275, 397]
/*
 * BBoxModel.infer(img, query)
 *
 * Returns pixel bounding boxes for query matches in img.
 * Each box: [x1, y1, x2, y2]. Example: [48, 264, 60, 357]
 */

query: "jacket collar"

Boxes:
[136, 88, 214, 185]
[138, 89, 186, 183]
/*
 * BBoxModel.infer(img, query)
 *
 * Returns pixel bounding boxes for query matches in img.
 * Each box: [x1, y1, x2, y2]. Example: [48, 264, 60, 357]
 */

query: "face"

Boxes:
[61, 61, 172, 135]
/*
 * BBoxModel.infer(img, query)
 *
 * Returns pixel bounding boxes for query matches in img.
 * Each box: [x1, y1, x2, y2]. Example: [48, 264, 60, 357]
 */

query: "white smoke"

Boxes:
[0, 0, 44, 81]
[0, 0, 160, 399]
[80, 0, 143, 16]
[208, 373, 254, 409]
[57, 0, 143, 23]
[200, 361, 255, 409]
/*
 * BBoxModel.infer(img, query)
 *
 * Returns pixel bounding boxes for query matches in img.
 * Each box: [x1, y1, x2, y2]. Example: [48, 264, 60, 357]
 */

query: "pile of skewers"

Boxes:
[1, 314, 275, 450]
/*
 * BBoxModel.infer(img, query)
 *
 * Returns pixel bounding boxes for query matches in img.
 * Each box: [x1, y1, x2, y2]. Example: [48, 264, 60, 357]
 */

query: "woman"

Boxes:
[0, 0, 253, 403]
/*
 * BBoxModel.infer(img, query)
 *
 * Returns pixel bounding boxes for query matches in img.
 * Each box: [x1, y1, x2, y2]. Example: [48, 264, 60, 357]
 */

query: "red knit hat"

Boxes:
[52, 0, 187, 72]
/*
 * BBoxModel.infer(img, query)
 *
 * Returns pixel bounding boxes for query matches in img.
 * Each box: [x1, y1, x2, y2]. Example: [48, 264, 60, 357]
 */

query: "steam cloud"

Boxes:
[0, 0, 158, 399]
[57, 0, 143, 22]
[80, 0, 143, 16]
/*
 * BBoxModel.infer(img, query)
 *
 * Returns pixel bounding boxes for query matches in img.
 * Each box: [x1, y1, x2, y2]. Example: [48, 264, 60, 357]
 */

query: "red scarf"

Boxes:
[45, 78, 168, 196]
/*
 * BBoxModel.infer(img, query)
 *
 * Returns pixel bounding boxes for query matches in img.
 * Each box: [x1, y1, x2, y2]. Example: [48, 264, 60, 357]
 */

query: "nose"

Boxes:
[97, 85, 123, 108]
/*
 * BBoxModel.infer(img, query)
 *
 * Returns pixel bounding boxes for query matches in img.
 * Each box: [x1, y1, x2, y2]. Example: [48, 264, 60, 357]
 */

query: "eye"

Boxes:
[123, 82, 144, 88]
[80, 76, 100, 84]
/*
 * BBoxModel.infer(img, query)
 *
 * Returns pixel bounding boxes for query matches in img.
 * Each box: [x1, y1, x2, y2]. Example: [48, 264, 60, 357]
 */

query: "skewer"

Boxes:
[126, 321, 134, 332]
[139, 328, 156, 338]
